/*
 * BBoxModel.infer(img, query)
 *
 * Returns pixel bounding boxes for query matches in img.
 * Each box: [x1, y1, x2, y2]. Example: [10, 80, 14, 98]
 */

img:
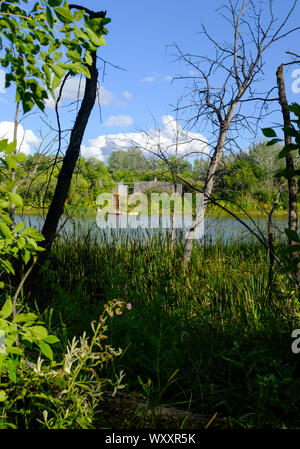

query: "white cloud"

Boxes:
[45, 77, 114, 109]
[121, 91, 133, 100]
[164, 75, 173, 81]
[141, 76, 156, 83]
[81, 115, 208, 161]
[104, 115, 134, 127]
[0, 121, 39, 155]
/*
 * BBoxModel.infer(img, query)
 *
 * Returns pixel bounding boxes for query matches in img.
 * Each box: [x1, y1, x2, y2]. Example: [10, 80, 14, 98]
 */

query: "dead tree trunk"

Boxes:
[184, 115, 235, 264]
[175, 1, 300, 266]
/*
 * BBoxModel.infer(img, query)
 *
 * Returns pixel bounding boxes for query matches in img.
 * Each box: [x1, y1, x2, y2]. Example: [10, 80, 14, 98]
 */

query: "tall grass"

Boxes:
[36, 228, 300, 428]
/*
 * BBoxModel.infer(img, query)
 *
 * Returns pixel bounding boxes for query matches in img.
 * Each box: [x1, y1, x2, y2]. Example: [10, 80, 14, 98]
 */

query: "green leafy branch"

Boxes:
[0, 0, 110, 113]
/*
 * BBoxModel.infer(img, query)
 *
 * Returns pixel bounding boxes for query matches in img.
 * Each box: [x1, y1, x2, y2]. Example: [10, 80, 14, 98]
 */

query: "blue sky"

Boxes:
[0, 0, 299, 161]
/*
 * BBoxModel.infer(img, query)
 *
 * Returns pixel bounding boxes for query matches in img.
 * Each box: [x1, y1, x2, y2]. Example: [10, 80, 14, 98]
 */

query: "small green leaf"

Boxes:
[8, 192, 23, 207]
[48, 0, 63, 6]
[5, 346, 23, 355]
[5, 156, 17, 171]
[0, 222, 12, 239]
[73, 25, 88, 41]
[275, 168, 296, 179]
[283, 244, 300, 254]
[7, 357, 18, 383]
[285, 228, 300, 243]
[13, 312, 38, 324]
[14, 222, 25, 233]
[50, 63, 66, 79]
[66, 50, 81, 62]
[84, 51, 93, 65]
[0, 139, 9, 151]
[0, 259, 14, 275]
[21, 227, 43, 238]
[62, 62, 90, 78]
[39, 341, 53, 360]
[0, 298, 13, 319]
[46, 6, 54, 28]
[73, 9, 85, 21]
[0, 214, 13, 226]
[284, 126, 298, 137]
[278, 144, 299, 159]
[15, 153, 27, 163]
[29, 326, 48, 340]
[23, 249, 30, 266]
[0, 390, 7, 402]
[266, 138, 282, 146]
[44, 335, 60, 344]
[86, 27, 106, 47]
[51, 75, 61, 90]
[43, 64, 52, 87]
[4, 141, 17, 155]
[54, 6, 74, 24]
[262, 128, 277, 138]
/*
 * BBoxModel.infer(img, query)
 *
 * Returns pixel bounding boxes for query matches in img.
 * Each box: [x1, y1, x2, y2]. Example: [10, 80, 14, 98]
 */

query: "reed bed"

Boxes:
[36, 227, 300, 428]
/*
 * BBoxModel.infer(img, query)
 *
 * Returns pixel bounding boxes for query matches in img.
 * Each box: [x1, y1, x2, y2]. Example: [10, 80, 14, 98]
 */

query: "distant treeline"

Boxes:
[0, 140, 289, 213]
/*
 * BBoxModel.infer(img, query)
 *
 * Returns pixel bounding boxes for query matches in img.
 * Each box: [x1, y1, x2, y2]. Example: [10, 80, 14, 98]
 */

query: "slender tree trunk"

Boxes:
[9, 101, 20, 228]
[183, 95, 240, 266]
[276, 64, 299, 283]
[170, 183, 178, 250]
[276, 64, 298, 236]
[42, 51, 98, 251]
[183, 123, 229, 264]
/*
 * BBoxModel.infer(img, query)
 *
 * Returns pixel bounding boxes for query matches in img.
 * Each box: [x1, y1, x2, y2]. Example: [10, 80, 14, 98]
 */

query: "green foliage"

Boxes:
[262, 102, 300, 278]
[32, 232, 300, 428]
[0, 153, 116, 212]
[0, 148, 127, 428]
[0, 0, 110, 113]
[0, 140, 45, 274]
[0, 139, 60, 402]
[108, 148, 150, 174]
[224, 159, 258, 193]
[0, 300, 127, 429]
[0, 297, 59, 364]
[0, 141, 290, 215]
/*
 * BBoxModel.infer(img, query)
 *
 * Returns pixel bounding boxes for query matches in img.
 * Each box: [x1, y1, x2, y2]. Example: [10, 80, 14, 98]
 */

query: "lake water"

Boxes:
[15, 213, 289, 245]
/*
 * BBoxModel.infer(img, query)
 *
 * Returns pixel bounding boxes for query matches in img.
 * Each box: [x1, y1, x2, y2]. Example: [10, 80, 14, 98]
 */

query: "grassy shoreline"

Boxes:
[29, 234, 299, 429]
[17, 206, 289, 219]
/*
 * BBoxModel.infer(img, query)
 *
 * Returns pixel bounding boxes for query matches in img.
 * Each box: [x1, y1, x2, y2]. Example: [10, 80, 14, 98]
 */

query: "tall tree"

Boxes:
[276, 64, 298, 239]
[0, 0, 108, 226]
[173, 0, 300, 265]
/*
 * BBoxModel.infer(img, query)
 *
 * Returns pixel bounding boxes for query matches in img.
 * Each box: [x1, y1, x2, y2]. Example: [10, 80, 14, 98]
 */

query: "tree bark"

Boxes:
[276, 64, 298, 237]
[9, 101, 20, 228]
[183, 116, 235, 265]
[276, 64, 300, 283]
[42, 51, 98, 251]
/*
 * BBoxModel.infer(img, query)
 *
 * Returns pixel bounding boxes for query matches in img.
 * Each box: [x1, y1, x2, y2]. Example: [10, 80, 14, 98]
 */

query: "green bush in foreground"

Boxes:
[0, 299, 126, 429]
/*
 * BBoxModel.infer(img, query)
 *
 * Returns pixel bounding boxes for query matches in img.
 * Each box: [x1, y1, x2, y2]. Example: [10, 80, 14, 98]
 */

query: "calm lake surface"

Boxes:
[16, 213, 289, 245]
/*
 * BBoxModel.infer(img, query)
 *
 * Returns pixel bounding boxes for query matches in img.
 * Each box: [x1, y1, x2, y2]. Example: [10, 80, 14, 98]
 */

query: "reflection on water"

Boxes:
[15, 213, 289, 244]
